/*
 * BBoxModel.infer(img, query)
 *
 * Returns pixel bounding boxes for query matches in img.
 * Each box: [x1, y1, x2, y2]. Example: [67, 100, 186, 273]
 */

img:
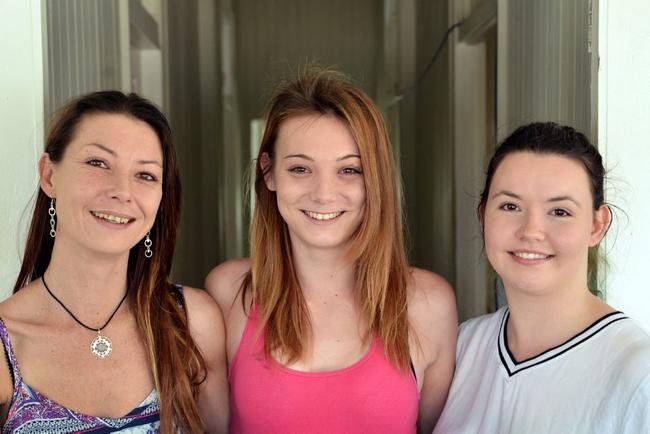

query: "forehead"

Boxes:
[275, 113, 358, 156]
[491, 152, 592, 197]
[66, 113, 162, 159]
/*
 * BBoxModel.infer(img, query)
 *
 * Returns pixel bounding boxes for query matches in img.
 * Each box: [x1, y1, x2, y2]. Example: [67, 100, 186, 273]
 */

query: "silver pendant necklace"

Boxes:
[42, 275, 128, 359]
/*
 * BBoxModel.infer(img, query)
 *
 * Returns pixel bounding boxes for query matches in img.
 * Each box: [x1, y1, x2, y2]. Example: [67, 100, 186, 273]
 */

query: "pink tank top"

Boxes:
[229, 306, 419, 434]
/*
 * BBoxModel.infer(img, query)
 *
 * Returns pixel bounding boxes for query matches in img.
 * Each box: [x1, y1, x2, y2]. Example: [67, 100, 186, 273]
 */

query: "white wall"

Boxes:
[598, 0, 650, 331]
[0, 0, 44, 299]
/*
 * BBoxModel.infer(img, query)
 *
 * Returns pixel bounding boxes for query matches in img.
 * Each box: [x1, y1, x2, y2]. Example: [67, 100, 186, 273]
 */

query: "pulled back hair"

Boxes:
[14, 91, 206, 433]
[243, 67, 411, 371]
[479, 121, 608, 294]
[480, 122, 605, 210]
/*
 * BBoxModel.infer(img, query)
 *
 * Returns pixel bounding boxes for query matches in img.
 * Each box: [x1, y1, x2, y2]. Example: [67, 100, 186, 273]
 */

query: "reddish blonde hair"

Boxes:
[243, 67, 411, 370]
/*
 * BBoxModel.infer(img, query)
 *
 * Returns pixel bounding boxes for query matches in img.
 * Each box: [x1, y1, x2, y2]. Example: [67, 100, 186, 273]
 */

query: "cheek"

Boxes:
[272, 183, 300, 223]
[132, 182, 163, 216]
[145, 190, 163, 217]
[346, 178, 366, 206]
[274, 176, 307, 205]
[552, 223, 591, 256]
[483, 215, 507, 252]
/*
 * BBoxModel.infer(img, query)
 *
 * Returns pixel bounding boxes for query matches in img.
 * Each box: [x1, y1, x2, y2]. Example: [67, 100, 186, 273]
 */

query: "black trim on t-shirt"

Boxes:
[497, 309, 628, 377]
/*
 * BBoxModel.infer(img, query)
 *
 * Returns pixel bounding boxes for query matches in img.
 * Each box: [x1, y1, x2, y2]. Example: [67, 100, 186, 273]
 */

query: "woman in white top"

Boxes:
[434, 122, 650, 434]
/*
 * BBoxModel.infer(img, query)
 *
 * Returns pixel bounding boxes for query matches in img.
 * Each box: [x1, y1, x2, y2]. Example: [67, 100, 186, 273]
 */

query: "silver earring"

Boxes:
[49, 198, 57, 238]
[144, 232, 153, 258]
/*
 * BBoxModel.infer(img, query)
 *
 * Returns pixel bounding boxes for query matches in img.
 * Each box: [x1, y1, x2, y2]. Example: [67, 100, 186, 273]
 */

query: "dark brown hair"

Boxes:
[480, 122, 605, 210]
[243, 67, 411, 371]
[14, 91, 205, 433]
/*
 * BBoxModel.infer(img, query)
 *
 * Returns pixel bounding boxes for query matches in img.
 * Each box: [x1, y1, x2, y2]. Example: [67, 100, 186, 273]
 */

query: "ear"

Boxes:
[39, 152, 56, 198]
[477, 203, 486, 235]
[589, 204, 612, 247]
[260, 152, 276, 191]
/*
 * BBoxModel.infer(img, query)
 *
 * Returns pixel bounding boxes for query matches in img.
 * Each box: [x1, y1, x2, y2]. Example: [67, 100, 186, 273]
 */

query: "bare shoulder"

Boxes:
[407, 268, 458, 358]
[406, 270, 458, 434]
[182, 287, 229, 431]
[0, 298, 14, 406]
[183, 286, 224, 334]
[204, 258, 251, 310]
[0, 289, 38, 406]
[407, 267, 457, 319]
[182, 286, 225, 354]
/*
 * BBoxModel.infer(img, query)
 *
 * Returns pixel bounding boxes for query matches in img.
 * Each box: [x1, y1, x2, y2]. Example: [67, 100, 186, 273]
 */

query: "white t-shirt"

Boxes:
[433, 307, 650, 434]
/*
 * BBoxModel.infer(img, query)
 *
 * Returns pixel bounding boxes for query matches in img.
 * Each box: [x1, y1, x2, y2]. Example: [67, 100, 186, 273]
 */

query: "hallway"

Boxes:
[2, 0, 650, 328]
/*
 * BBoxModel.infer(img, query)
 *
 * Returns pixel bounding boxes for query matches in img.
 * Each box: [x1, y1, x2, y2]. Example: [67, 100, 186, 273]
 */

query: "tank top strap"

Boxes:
[230, 304, 264, 379]
[0, 318, 21, 392]
[241, 304, 263, 349]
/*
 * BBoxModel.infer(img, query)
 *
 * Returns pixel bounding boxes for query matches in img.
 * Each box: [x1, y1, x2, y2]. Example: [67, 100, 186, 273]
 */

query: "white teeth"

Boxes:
[92, 211, 130, 224]
[305, 211, 343, 221]
[513, 252, 550, 260]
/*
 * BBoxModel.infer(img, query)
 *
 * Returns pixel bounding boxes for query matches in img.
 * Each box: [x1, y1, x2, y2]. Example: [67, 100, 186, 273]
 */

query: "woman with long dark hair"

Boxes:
[0, 91, 228, 433]
[207, 68, 458, 433]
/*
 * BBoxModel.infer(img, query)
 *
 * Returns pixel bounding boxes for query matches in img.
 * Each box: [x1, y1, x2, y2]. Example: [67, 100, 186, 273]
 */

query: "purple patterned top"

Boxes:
[0, 318, 160, 433]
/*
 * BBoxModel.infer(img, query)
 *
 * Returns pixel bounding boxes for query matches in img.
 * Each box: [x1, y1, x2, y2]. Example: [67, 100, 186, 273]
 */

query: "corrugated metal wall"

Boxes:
[399, 0, 455, 283]
[43, 0, 123, 121]
[497, 0, 594, 140]
[234, 0, 381, 161]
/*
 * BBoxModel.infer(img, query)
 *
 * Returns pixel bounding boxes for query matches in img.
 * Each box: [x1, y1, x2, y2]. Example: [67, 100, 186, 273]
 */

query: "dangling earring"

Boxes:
[144, 232, 153, 258]
[49, 198, 57, 238]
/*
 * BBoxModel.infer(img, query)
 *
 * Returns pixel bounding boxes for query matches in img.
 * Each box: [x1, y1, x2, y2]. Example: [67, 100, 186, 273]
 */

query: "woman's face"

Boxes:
[483, 151, 609, 296]
[265, 113, 366, 254]
[41, 113, 163, 258]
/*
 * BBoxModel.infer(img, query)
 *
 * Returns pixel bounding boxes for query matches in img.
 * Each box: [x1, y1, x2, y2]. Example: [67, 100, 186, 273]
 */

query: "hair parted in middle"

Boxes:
[242, 66, 411, 371]
[15, 91, 205, 434]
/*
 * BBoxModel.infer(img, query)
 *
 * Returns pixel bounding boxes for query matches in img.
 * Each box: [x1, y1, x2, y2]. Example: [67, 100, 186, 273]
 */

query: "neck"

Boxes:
[43, 238, 131, 325]
[504, 281, 612, 360]
[290, 242, 357, 300]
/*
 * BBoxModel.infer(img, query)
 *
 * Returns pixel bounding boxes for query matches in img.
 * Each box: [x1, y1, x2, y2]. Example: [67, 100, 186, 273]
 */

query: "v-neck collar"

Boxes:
[497, 308, 628, 377]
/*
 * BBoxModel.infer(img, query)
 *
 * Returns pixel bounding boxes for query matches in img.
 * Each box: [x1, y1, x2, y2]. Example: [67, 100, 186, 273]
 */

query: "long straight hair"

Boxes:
[244, 67, 411, 371]
[14, 91, 206, 433]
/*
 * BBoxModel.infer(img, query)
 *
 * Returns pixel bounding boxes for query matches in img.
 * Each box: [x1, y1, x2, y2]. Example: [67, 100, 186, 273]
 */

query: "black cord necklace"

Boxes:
[42, 275, 128, 359]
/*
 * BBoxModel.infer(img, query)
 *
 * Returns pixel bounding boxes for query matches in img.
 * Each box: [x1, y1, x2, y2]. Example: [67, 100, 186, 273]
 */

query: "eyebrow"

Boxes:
[490, 190, 521, 200]
[86, 142, 163, 167]
[283, 153, 361, 162]
[547, 195, 582, 209]
[491, 190, 582, 208]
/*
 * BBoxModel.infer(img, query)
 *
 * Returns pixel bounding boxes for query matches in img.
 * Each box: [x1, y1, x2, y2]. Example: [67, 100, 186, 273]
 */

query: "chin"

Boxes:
[503, 277, 554, 296]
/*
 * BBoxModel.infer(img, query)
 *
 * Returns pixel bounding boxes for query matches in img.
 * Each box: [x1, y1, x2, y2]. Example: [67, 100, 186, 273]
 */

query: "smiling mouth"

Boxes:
[302, 210, 344, 221]
[91, 211, 134, 225]
[510, 251, 553, 260]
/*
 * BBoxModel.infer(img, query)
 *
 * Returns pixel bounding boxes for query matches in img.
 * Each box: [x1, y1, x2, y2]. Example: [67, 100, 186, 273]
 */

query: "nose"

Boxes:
[107, 172, 133, 203]
[310, 172, 337, 204]
[515, 211, 546, 241]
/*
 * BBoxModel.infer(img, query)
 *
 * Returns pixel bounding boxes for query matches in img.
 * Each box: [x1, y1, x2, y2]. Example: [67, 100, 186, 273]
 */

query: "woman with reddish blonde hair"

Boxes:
[206, 68, 457, 433]
[0, 91, 228, 433]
